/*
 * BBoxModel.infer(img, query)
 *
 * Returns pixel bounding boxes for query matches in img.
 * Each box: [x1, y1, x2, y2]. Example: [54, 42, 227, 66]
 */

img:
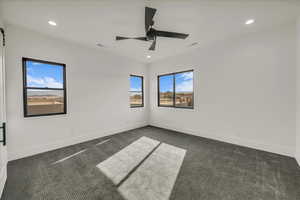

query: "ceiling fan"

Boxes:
[115, 7, 189, 51]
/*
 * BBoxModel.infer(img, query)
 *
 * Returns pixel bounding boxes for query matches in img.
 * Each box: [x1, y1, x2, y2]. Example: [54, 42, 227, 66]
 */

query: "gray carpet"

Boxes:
[1, 126, 300, 200]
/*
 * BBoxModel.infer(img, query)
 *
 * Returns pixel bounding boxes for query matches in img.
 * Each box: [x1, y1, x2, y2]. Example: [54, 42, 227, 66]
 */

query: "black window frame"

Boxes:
[129, 75, 144, 108]
[22, 57, 67, 117]
[158, 70, 194, 109]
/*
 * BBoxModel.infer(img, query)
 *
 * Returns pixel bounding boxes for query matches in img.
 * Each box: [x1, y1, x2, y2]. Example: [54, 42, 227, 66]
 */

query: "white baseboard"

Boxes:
[150, 123, 294, 157]
[9, 122, 148, 161]
[9, 122, 295, 161]
[296, 156, 300, 167]
[0, 164, 7, 198]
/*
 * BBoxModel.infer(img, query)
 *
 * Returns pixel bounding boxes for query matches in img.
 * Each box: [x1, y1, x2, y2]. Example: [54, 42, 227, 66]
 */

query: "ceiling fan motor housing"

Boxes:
[146, 28, 156, 40]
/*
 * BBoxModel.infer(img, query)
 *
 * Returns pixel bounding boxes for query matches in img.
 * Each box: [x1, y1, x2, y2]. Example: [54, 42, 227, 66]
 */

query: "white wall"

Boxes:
[296, 18, 300, 165]
[5, 22, 299, 161]
[6, 25, 148, 161]
[149, 23, 297, 157]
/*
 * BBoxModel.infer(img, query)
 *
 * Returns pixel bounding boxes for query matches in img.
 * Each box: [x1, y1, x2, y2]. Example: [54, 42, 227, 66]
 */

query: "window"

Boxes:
[130, 75, 144, 107]
[175, 71, 194, 108]
[22, 58, 67, 117]
[158, 70, 193, 108]
[158, 74, 174, 106]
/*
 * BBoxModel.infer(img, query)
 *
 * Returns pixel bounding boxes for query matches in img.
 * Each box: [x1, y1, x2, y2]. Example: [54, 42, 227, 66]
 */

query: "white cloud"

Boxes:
[27, 75, 63, 88]
[180, 72, 193, 81]
[130, 87, 141, 91]
[176, 79, 193, 92]
[175, 72, 193, 92]
[44, 77, 63, 88]
[27, 75, 45, 85]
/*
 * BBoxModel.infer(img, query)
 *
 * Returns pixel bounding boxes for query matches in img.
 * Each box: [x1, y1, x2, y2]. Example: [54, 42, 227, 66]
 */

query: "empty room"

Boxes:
[0, 0, 300, 199]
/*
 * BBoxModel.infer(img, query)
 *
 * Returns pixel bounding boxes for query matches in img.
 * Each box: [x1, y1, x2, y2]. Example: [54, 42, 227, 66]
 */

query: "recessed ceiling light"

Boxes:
[245, 19, 255, 25]
[48, 20, 57, 26]
[147, 55, 151, 58]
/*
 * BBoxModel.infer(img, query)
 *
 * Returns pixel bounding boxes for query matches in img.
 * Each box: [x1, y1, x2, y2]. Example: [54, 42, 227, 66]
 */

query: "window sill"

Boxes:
[130, 106, 144, 108]
[158, 105, 194, 109]
[24, 112, 67, 118]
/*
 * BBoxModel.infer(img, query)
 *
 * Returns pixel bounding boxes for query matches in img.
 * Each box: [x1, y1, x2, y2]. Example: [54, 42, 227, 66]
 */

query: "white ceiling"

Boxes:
[1, 0, 300, 63]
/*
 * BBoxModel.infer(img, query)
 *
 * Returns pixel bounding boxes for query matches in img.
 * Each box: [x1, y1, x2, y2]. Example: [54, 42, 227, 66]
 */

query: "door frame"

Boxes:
[0, 27, 7, 198]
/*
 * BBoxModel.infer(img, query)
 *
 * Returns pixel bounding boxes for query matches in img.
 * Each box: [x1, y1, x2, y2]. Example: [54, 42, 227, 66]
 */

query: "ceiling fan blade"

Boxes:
[156, 30, 189, 39]
[145, 7, 157, 32]
[116, 36, 131, 40]
[116, 36, 148, 41]
[133, 37, 148, 41]
[149, 38, 156, 51]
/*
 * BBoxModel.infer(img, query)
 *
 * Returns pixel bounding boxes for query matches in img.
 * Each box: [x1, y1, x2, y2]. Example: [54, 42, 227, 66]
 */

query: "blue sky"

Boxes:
[159, 75, 173, 92]
[130, 76, 142, 91]
[26, 60, 63, 88]
[26, 61, 192, 92]
[159, 72, 193, 92]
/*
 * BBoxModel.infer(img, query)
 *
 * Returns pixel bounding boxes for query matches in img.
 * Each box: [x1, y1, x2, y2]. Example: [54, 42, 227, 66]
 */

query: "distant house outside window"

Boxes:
[158, 70, 193, 108]
[130, 75, 144, 107]
[22, 58, 67, 117]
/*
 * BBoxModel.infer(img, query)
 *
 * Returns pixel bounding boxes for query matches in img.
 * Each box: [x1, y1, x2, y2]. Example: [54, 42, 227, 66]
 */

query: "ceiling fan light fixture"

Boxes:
[147, 55, 151, 58]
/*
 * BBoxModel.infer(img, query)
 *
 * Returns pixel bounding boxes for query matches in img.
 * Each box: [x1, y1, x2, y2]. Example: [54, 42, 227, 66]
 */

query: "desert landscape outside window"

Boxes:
[130, 75, 143, 107]
[175, 71, 193, 108]
[158, 74, 174, 106]
[158, 70, 193, 108]
[22, 58, 67, 117]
